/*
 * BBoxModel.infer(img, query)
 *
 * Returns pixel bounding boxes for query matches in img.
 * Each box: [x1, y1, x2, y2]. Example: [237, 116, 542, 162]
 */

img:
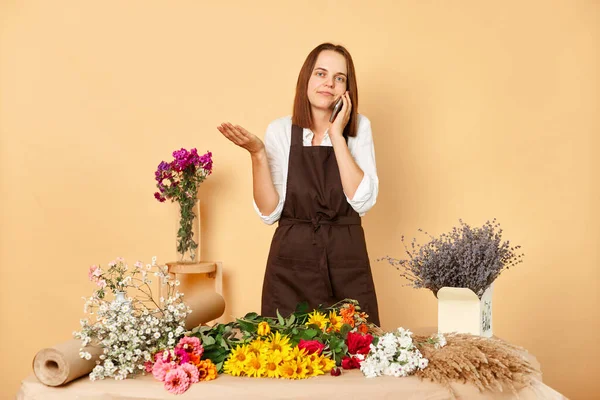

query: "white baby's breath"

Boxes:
[73, 256, 190, 381]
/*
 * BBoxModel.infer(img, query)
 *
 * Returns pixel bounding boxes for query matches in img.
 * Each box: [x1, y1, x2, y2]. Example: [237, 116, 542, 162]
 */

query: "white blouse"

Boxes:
[253, 113, 379, 225]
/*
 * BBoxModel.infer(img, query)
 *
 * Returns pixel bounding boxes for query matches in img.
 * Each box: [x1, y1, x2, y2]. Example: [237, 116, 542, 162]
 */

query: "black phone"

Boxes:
[329, 97, 344, 122]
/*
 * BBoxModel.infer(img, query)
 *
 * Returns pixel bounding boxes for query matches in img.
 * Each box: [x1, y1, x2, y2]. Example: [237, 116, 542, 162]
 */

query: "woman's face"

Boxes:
[306, 50, 348, 113]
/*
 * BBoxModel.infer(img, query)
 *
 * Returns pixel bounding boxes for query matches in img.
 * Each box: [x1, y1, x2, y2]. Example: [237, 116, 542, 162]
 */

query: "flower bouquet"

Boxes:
[74, 257, 191, 380]
[381, 218, 525, 337]
[154, 148, 213, 262]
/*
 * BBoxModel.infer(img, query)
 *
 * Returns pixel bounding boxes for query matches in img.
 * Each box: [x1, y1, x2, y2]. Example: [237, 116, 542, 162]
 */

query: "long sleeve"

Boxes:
[345, 115, 379, 216]
[252, 120, 287, 224]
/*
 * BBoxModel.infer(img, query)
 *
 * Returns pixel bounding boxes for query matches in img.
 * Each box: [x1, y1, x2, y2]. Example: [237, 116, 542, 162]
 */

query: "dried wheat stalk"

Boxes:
[414, 333, 540, 397]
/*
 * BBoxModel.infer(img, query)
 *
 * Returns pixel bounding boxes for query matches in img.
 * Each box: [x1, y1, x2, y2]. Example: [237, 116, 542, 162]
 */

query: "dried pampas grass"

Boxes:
[414, 333, 540, 397]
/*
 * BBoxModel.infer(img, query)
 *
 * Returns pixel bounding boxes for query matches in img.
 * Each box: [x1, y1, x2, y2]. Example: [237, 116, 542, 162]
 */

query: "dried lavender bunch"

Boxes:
[381, 219, 524, 298]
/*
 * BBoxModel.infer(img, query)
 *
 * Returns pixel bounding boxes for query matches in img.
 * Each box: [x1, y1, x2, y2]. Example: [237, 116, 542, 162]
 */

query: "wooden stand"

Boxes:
[159, 261, 223, 306]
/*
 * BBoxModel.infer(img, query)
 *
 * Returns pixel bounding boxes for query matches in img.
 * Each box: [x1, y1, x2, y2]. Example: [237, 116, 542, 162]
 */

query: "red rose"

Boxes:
[341, 356, 361, 370]
[330, 367, 342, 376]
[346, 332, 373, 355]
[298, 339, 325, 355]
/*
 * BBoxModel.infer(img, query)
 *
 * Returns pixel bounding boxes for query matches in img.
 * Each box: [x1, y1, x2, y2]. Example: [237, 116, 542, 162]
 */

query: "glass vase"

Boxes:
[176, 198, 200, 263]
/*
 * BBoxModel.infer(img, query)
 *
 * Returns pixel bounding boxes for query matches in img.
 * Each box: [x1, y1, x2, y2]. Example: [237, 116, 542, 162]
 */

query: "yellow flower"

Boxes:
[267, 331, 292, 358]
[230, 344, 250, 367]
[287, 346, 309, 362]
[249, 339, 267, 356]
[264, 353, 282, 378]
[306, 311, 328, 330]
[306, 357, 324, 377]
[223, 356, 244, 376]
[317, 355, 336, 373]
[278, 361, 295, 379]
[291, 359, 309, 379]
[328, 311, 343, 332]
[244, 353, 267, 377]
[257, 321, 271, 336]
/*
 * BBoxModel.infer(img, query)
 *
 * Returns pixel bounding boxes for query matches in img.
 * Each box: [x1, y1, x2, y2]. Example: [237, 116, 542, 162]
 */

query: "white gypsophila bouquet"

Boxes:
[73, 256, 191, 380]
[360, 327, 446, 378]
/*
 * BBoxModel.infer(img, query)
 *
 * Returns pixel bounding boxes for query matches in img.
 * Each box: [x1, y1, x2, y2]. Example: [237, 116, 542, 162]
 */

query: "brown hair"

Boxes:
[292, 43, 359, 138]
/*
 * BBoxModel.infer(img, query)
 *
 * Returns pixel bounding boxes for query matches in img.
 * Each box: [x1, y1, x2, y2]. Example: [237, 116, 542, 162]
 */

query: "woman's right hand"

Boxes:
[217, 122, 265, 155]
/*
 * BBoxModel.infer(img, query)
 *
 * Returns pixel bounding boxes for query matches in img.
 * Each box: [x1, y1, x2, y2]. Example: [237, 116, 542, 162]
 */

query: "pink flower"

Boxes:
[88, 265, 102, 282]
[164, 367, 191, 394]
[96, 279, 107, 288]
[176, 336, 204, 358]
[180, 363, 199, 384]
[152, 359, 178, 382]
[298, 339, 325, 355]
[144, 360, 153, 373]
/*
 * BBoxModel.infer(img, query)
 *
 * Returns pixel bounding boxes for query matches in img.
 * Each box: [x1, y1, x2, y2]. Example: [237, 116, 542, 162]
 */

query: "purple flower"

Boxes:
[200, 151, 213, 173]
[154, 192, 166, 202]
[175, 348, 191, 364]
[155, 161, 171, 182]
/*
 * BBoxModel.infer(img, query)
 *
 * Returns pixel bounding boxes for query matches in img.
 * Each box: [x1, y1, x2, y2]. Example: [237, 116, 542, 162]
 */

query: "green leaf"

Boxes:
[237, 320, 256, 333]
[276, 309, 285, 326]
[288, 314, 296, 326]
[202, 336, 216, 346]
[244, 312, 259, 320]
[301, 329, 318, 340]
[295, 301, 309, 314]
[340, 323, 353, 336]
[292, 328, 299, 335]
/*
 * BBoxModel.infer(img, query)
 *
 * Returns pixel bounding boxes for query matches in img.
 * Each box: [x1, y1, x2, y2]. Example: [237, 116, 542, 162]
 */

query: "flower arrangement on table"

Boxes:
[74, 257, 537, 396]
[381, 218, 525, 297]
[74, 257, 191, 381]
[154, 148, 213, 262]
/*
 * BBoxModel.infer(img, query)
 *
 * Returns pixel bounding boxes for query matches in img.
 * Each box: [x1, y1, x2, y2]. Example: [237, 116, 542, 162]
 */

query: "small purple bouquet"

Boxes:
[154, 148, 212, 262]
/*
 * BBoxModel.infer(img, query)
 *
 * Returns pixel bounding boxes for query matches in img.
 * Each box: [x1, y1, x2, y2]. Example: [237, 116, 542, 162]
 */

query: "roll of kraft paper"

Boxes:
[184, 290, 226, 329]
[33, 340, 103, 386]
[33, 291, 225, 386]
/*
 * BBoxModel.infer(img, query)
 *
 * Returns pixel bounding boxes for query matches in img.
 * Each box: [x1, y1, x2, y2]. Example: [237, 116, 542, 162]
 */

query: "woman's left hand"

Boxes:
[329, 91, 351, 138]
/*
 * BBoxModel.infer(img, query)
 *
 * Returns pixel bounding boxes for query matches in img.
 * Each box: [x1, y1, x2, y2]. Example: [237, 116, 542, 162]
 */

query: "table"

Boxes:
[18, 367, 566, 400]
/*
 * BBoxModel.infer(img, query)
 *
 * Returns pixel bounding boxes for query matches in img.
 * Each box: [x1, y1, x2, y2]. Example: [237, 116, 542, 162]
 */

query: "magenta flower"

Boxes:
[175, 336, 204, 358]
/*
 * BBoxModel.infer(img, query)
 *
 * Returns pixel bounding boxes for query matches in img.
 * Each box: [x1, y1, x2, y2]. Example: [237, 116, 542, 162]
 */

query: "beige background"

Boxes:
[1, 1, 598, 398]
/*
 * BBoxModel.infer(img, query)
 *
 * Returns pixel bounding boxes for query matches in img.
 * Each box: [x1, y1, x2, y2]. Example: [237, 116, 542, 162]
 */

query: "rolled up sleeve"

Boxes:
[345, 116, 379, 216]
[253, 121, 286, 225]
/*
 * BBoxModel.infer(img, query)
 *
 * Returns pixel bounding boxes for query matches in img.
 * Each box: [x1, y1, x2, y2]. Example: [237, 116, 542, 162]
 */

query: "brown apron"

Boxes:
[261, 124, 380, 326]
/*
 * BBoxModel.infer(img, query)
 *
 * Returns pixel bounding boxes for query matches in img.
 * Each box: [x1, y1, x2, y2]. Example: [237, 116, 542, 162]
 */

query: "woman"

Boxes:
[217, 43, 380, 326]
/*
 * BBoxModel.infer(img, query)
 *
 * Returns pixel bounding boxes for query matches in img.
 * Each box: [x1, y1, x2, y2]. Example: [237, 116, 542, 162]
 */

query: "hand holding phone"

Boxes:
[329, 96, 344, 122]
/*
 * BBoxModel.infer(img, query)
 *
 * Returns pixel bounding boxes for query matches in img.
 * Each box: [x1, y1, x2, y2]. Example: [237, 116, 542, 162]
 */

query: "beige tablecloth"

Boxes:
[18, 369, 566, 400]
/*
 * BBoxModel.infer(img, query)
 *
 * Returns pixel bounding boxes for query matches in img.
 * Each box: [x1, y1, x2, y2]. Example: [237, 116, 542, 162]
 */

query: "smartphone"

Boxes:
[329, 97, 344, 122]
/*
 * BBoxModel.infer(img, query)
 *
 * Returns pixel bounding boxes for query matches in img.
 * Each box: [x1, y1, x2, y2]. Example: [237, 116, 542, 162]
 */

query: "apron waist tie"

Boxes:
[279, 215, 361, 297]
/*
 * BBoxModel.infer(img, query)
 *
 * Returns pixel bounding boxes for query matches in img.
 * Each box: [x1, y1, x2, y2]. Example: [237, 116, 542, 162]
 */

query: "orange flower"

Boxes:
[342, 315, 355, 328]
[340, 304, 356, 318]
[189, 353, 201, 366]
[197, 359, 218, 381]
[358, 324, 369, 334]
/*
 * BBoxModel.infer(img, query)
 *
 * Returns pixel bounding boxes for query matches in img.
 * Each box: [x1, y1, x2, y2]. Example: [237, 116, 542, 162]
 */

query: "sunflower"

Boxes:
[264, 353, 282, 378]
[225, 344, 250, 375]
[287, 346, 308, 361]
[249, 339, 267, 356]
[317, 355, 336, 372]
[244, 352, 267, 377]
[306, 311, 328, 330]
[223, 355, 244, 376]
[306, 357, 324, 377]
[291, 359, 309, 379]
[267, 331, 292, 358]
[328, 311, 343, 332]
[278, 361, 295, 379]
